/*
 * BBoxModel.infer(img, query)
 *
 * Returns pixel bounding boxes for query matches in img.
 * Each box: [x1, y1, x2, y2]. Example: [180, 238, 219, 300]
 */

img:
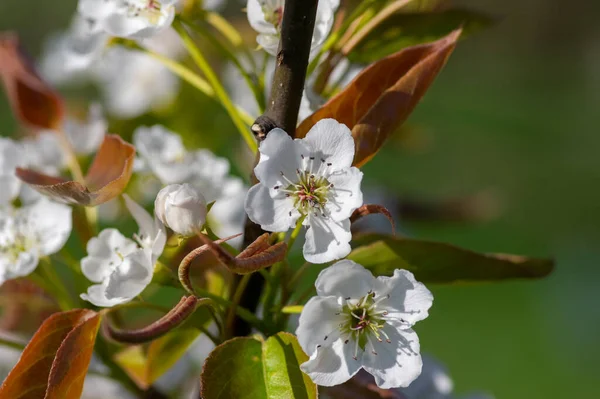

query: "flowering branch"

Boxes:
[252, 0, 320, 139]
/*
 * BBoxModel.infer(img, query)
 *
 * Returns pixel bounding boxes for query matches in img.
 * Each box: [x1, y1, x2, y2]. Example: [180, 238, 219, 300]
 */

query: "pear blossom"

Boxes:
[40, 14, 108, 85]
[22, 132, 67, 175]
[0, 138, 25, 206]
[93, 47, 180, 118]
[155, 184, 207, 237]
[296, 260, 433, 389]
[247, 0, 339, 55]
[0, 199, 73, 286]
[78, 0, 178, 39]
[80, 195, 166, 307]
[245, 118, 363, 263]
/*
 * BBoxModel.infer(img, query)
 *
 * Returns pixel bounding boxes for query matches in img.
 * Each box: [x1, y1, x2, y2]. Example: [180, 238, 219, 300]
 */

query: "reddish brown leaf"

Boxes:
[16, 135, 136, 206]
[103, 296, 205, 344]
[350, 204, 396, 233]
[196, 233, 287, 275]
[0, 32, 64, 130]
[297, 30, 461, 167]
[0, 309, 101, 399]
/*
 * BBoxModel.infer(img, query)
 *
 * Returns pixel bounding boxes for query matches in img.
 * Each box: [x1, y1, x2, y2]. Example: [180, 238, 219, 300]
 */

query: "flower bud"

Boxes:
[155, 184, 207, 237]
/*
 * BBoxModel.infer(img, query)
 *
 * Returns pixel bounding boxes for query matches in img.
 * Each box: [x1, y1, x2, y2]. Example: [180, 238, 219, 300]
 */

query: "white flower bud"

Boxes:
[155, 184, 207, 237]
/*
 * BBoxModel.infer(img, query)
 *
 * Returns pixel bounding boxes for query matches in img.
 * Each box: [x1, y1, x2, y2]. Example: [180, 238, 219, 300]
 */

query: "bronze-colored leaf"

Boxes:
[297, 30, 461, 167]
[16, 135, 136, 206]
[0, 309, 101, 399]
[0, 32, 64, 130]
[196, 233, 287, 275]
[103, 296, 205, 344]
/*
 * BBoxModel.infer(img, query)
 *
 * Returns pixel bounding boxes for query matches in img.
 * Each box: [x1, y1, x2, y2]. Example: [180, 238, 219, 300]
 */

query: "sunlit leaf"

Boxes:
[0, 309, 101, 399]
[0, 32, 64, 129]
[348, 9, 494, 64]
[348, 234, 554, 282]
[201, 333, 316, 399]
[16, 134, 135, 206]
[298, 30, 460, 167]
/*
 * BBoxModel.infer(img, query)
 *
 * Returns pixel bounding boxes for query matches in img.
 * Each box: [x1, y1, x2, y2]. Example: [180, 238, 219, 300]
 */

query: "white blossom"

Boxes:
[245, 118, 363, 263]
[81, 375, 136, 399]
[0, 138, 25, 206]
[0, 200, 73, 286]
[296, 260, 433, 389]
[40, 14, 109, 85]
[93, 46, 180, 118]
[80, 196, 166, 307]
[247, 0, 339, 55]
[155, 184, 207, 237]
[78, 0, 178, 39]
[64, 103, 107, 156]
[133, 125, 248, 243]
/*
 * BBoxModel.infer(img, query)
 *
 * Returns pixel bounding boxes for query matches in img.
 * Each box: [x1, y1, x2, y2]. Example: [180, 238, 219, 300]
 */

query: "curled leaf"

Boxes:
[16, 134, 135, 206]
[298, 30, 461, 167]
[350, 204, 396, 233]
[196, 233, 287, 275]
[0, 309, 101, 399]
[103, 295, 205, 344]
[178, 233, 243, 295]
[0, 32, 64, 129]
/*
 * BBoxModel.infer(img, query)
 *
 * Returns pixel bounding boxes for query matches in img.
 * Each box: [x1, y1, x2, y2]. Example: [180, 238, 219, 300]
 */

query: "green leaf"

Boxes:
[201, 332, 316, 399]
[348, 9, 494, 64]
[348, 234, 554, 282]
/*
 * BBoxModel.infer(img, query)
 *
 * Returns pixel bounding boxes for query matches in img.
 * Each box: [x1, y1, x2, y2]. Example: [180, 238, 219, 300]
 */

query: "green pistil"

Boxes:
[340, 293, 387, 351]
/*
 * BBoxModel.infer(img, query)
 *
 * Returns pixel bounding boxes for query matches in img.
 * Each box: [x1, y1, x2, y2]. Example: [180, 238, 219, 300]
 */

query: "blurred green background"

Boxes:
[1, 0, 598, 398]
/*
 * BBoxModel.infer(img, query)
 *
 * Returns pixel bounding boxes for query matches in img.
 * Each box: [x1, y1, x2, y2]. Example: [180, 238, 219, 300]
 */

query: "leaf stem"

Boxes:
[173, 18, 258, 153]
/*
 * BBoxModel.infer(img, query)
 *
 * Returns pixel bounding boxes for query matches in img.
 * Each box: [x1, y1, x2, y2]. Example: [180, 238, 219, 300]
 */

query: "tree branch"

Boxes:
[234, 0, 319, 336]
[252, 0, 319, 140]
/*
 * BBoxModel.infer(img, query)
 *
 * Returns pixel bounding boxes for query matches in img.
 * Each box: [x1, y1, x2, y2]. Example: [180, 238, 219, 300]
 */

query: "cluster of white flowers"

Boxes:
[41, 3, 183, 118]
[133, 125, 247, 246]
[0, 105, 108, 285]
[81, 195, 166, 307]
[247, 0, 340, 55]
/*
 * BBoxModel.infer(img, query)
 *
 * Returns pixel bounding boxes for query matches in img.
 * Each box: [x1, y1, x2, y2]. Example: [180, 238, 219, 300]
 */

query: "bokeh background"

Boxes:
[1, 0, 599, 398]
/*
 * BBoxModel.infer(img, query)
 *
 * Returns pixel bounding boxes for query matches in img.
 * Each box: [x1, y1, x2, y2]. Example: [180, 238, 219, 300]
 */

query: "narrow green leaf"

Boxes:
[348, 9, 494, 64]
[348, 234, 554, 282]
[201, 333, 316, 399]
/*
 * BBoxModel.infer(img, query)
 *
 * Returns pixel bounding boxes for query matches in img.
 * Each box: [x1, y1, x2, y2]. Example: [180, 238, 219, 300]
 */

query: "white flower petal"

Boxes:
[105, 248, 153, 300]
[81, 283, 129, 307]
[363, 328, 423, 389]
[303, 119, 355, 171]
[315, 259, 376, 298]
[296, 295, 344, 355]
[326, 167, 363, 221]
[25, 199, 72, 256]
[64, 103, 106, 155]
[247, 0, 278, 34]
[398, 355, 454, 399]
[254, 129, 307, 189]
[81, 229, 137, 282]
[123, 194, 155, 240]
[257, 33, 280, 55]
[78, 0, 118, 19]
[300, 337, 362, 387]
[303, 215, 351, 264]
[244, 184, 299, 232]
[377, 269, 434, 327]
